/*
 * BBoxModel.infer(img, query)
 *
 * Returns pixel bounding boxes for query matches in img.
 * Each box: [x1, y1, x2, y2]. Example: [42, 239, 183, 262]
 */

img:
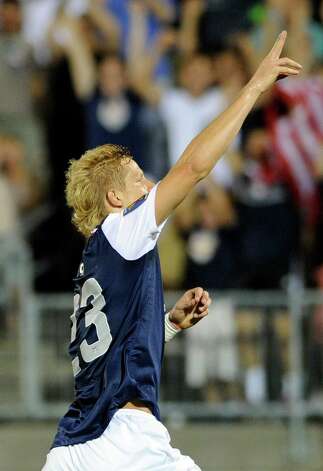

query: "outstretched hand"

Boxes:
[249, 31, 302, 94]
[169, 287, 211, 329]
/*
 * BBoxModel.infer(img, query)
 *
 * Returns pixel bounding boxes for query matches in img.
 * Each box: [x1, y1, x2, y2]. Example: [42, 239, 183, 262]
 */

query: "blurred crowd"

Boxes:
[0, 0, 322, 295]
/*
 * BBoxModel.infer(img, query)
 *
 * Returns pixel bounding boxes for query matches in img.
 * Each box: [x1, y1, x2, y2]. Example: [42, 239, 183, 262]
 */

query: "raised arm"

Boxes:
[128, 1, 148, 74]
[49, 13, 97, 100]
[155, 31, 302, 225]
[87, 0, 121, 52]
[128, 2, 171, 106]
[145, 0, 175, 23]
[129, 27, 176, 106]
[177, 0, 204, 56]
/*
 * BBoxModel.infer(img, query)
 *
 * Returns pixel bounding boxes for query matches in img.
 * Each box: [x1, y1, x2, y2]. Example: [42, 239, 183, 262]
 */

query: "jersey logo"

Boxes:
[79, 263, 85, 276]
[123, 193, 148, 216]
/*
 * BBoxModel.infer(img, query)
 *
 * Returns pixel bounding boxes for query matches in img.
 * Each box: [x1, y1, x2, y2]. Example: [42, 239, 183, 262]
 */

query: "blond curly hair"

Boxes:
[65, 144, 132, 238]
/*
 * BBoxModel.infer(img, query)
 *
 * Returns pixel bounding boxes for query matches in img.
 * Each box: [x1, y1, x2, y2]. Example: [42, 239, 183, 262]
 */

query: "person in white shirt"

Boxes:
[131, 46, 240, 185]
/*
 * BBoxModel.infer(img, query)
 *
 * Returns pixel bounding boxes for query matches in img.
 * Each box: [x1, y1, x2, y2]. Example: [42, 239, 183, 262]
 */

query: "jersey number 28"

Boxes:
[70, 278, 112, 377]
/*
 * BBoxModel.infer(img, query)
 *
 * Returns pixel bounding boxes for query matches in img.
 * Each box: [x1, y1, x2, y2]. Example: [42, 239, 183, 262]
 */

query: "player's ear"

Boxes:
[106, 190, 123, 209]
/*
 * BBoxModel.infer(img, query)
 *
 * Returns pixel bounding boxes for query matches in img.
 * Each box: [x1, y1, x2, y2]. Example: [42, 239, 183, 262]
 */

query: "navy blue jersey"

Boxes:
[53, 184, 167, 447]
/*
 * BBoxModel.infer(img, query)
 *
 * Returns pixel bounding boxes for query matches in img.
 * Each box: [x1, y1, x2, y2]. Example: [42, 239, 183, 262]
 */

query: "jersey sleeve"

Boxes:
[101, 183, 167, 260]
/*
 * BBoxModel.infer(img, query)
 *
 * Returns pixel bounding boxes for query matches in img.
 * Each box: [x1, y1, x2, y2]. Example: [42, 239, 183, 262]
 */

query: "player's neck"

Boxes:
[106, 208, 123, 215]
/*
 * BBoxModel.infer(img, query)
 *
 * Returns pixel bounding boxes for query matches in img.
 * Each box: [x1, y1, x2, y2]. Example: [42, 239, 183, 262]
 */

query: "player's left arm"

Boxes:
[165, 288, 211, 342]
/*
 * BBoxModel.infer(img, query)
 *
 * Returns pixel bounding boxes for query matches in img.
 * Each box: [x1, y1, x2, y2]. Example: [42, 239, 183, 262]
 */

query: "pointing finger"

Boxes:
[270, 30, 287, 59]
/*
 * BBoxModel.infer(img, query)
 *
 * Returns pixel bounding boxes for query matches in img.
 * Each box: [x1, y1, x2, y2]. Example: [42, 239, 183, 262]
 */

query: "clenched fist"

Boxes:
[169, 287, 211, 329]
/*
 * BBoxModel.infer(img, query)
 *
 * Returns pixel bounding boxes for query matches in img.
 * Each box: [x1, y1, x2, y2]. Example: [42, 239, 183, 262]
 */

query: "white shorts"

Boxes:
[42, 409, 202, 471]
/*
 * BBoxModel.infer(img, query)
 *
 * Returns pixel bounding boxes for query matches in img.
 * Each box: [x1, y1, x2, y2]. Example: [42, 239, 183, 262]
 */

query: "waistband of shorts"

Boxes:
[115, 408, 157, 420]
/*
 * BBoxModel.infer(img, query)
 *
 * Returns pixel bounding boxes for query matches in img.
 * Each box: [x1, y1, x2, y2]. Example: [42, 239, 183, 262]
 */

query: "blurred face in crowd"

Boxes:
[197, 186, 236, 229]
[213, 48, 249, 87]
[245, 129, 270, 161]
[99, 56, 127, 98]
[179, 55, 213, 97]
[0, 1, 22, 33]
[268, 0, 314, 24]
[267, 0, 291, 17]
[0, 136, 23, 173]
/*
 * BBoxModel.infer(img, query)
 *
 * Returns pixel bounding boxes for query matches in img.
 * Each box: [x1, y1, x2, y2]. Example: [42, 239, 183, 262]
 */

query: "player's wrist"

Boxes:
[168, 310, 182, 330]
[243, 80, 263, 98]
[165, 312, 181, 342]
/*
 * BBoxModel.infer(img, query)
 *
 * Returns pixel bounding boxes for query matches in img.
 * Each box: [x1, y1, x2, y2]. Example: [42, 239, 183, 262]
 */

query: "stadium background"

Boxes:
[0, 0, 322, 470]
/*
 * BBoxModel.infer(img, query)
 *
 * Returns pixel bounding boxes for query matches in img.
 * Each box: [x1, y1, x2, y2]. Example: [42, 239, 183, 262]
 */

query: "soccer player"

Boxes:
[42, 32, 301, 470]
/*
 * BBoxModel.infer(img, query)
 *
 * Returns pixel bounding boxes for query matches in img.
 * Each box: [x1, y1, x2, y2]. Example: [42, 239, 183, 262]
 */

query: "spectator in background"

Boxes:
[129, 0, 255, 182]
[233, 124, 300, 289]
[176, 0, 205, 57]
[22, 0, 120, 62]
[46, 1, 121, 200]
[157, 53, 228, 169]
[185, 298, 239, 402]
[213, 44, 250, 103]
[236, 0, 323, 267]
[198, 0, 257, 52]
[175, 181, 240, 290]
[34, 2, 169, 291]
[0, 0, 48, 192]
[64, 0, 121, 56]
[108, 0, 176, 83]
[130, 29, 241, 185]
[211, 43, 251, 185]
[83, 53, 148, 169]
[246, 0, 323, 74]
[0, 134, 36, 339]
[0, 135, 40, 236]
[35, 9, 89, 292]
[32, 3, 121, 291]
[49, 9, 167, 178]
[159, 179, 240, 290]
[21, 0, 61, 64]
